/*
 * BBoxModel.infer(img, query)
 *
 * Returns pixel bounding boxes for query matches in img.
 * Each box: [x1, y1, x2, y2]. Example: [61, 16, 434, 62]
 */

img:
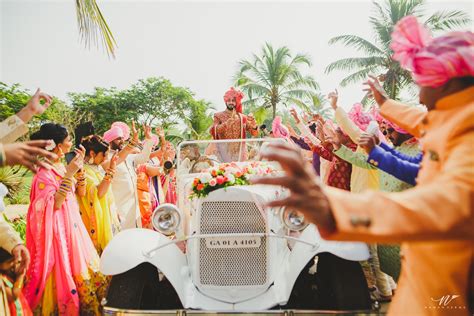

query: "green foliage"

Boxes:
[3, 214, 26, 242]
[325, 0, 471, 101]
[0, 167, 27, 198]
[70, 77, 214, 138]
[234, 43, 321, 118]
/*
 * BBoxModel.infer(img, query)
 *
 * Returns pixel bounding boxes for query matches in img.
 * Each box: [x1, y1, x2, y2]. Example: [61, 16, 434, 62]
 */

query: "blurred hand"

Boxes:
[11, 244, 30, 274]
[287, 124, 298, 138]
[363, 75, 389, 107]
[290, 108, 301, 124]
[4, 140, 57, 172]
[251, 142, 336, 235]
[65, 146, 85, 177]
[359, 133, 379, 154]
[327, 89, 338, 110]
[25, 88, 52, 116]
[326, 134, 341, 150]
[131, 120, 139, 142]
[144, 125, 152, 140]
[156, 126, 165, 139]
[109, 151, 119, 170]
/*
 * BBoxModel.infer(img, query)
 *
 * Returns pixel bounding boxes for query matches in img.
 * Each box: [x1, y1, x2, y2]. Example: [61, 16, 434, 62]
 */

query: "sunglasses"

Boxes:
[382, 128, 395, 136]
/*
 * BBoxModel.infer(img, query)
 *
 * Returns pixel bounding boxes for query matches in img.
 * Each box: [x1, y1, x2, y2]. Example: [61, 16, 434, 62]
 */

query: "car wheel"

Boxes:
[284, 252, 372, 310]
[105, 262, 183, 309]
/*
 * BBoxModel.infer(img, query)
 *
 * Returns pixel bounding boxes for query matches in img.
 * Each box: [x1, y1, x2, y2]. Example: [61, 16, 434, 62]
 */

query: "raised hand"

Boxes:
[11, 244, 30, 275]
[25, 88, 53, 116]
[251, 142, 336, 235]
[290, 108, 301, 124]
[3, 140, 57, 172]
[327, 89, 338, 110]
[65, 146, 85, 177]
[144, 125, 152, 140]
[131, 120, 139, 142]
[326, 134, 341, 150]
[363, 75, 389, 107]
[109, 151, 119, 170]
[156, 126, 165, 139]
[358, 133, 379, 154]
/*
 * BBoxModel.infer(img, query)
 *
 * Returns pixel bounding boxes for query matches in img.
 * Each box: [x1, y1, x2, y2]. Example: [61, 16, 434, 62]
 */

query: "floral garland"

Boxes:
[191, 161, 274, 198]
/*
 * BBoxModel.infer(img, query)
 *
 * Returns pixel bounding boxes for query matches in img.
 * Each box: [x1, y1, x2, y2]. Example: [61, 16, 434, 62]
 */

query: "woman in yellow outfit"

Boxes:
[76, 135, 121, 255]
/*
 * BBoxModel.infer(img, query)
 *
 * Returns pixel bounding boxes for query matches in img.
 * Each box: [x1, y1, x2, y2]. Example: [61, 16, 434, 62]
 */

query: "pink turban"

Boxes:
[272, 116, 289, 139]
[391, 16, 474, 87]
[348, 103, 372, 131]
[103, 126, 124, 143]
[223, 87, 244, 113]
[111, 122, 130, 141]
[370, 106, 408, 134]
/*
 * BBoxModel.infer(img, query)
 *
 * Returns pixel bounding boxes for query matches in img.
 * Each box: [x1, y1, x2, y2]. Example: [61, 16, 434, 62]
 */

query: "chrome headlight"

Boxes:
[152, 204, 181, 235]
[280, 207, 309, 231]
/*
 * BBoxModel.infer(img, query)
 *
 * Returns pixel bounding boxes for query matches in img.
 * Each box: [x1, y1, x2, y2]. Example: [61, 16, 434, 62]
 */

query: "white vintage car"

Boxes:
[100, 139, 372, 313]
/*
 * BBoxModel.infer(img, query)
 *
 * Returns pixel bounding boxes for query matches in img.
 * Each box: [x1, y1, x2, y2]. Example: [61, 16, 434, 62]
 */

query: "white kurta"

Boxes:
[110, 139, 154, 229]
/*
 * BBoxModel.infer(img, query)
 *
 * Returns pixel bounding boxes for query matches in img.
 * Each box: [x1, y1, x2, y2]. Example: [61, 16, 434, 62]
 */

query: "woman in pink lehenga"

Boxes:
[25, 124, 108, 315]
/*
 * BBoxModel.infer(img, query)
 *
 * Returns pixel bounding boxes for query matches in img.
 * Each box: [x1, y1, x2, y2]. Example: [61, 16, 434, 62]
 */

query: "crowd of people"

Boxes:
[0, 91, 179, 314]
[0, 14, 472, 316]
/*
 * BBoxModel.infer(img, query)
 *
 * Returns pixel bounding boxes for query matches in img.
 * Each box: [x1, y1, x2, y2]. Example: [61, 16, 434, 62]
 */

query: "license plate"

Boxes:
[205, 236, 261, 249]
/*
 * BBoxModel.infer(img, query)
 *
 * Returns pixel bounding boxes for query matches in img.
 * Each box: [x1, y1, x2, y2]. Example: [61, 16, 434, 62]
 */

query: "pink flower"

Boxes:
[216, 176, 226, 185]
[209, 178, 217, 187]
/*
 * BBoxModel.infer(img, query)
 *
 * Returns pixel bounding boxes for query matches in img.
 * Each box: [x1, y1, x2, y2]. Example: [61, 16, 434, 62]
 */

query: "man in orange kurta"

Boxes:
[254, 16, 473, 315]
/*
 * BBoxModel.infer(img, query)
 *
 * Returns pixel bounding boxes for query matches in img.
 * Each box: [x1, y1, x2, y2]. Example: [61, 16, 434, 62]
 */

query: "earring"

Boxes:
[88, 156, 94, 164]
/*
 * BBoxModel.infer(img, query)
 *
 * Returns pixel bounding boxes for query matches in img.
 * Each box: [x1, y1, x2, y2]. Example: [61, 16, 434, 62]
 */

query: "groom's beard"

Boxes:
[226, 105, 235, 111]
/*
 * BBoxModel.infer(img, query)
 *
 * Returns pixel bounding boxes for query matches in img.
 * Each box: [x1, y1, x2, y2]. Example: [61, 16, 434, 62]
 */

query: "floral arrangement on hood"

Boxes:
[191, 161, 275, 198]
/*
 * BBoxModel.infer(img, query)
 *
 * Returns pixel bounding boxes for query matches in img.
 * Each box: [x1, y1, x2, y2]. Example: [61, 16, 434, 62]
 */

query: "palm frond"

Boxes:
[426, 10, 472, 31]
[328, 35, 384, 55]
[340, 67, 382, 87]
[325, 56, 385, 74]
[76, 0, 117, 58]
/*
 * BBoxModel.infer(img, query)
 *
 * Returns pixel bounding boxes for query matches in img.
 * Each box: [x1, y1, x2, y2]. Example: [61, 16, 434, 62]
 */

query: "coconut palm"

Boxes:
[325, 0, 471, 100]
[234, 43, 320, 119]
[76, 0, 117, 57]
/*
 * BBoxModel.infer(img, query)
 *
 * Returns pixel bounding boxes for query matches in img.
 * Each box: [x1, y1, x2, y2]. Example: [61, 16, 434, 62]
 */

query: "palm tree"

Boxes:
[76, 0, 117, 58]
[325, 0, 471, 100]
[234, 43, 320, 119]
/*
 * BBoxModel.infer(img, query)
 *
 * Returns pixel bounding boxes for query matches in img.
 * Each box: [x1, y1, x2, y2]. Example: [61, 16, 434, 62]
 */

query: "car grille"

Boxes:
[198, 201, 267, 287]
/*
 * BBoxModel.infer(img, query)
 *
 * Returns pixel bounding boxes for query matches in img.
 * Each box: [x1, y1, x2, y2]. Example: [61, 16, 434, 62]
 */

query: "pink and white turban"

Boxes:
[370, 106, 408, 134]
[103, 126, 124, 143]
[111, 122, 130, 141]
[272, 116, 289, 139]
[391, 16, 474, 87]
[348, 103, 372, 131]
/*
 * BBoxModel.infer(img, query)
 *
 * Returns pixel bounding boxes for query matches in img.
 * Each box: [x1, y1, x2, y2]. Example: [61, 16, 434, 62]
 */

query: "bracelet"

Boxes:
[58, 177, 73, 197]
[0, 144, 6, 167]
[14, 277, 24, 289]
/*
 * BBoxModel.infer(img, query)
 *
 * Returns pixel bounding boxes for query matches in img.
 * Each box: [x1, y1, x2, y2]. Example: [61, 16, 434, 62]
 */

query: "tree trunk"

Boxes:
[272, 102, 276, 119]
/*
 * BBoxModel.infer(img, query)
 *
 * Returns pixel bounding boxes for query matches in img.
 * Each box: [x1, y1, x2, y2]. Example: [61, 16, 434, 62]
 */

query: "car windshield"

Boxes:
[176, 138, 286, 176]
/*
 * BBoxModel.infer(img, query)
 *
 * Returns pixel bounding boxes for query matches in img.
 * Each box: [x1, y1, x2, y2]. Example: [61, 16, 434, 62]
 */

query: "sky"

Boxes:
[1, 0, 473, 113]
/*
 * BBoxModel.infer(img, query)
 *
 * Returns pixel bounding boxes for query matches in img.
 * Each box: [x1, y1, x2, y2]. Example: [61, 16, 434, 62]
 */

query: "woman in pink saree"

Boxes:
[25, 124, 107, 315]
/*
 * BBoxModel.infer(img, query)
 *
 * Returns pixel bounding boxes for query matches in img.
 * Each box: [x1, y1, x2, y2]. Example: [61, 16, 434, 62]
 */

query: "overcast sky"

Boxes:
[1, 0, 473, 112]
